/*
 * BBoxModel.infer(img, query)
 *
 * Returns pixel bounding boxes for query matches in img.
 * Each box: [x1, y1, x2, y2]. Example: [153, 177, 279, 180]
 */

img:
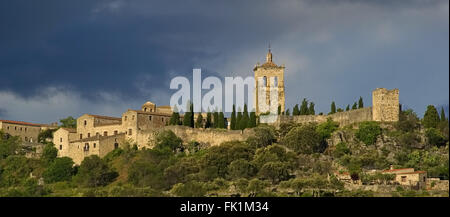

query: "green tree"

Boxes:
[183, 102, 194, 128]
[43, 157, 75, 183]
[236, 108, 242, 129]
[440, 107, 447, 122]
[300, 98, 308, 115]
[170, 181, 207, 197]
[231, 105, 237, 130]
[41, 144, 58, 165]
[213, 111, 219, 128]
[396, 109, 419, 132]
[346, 104, 350, 111]
[38, 129, 57, 143]
[330, 101, 336, 114]
[205, 111, 212, 128]
[258, 162, 290, 184]
[169, 106, 181, 125]
[308, 102, 315, 115]
[228, 159, 257, 179]
[0, 131, 20, 160]
[316, 118, 339, 140]
[352, 102, 357, 110]
[355, 121, 382, 145]
[425, 128, 446, 147]
[239, 104, 249, 130]
[285, 109, 290, 116]
[60, 116, 76, 128]
[281, 124, 321, 154]
[423, 105, 440, 128]
[154, 130, 183, 152]
[74, 155, 118, 187]
[246, 125, 276, 149]
[293, 104, 300, 116]
[218, 112, 225, 129]
[195, 113, 203, 128]
[249, 110, 257, 128]
[358, 96, 364, 108]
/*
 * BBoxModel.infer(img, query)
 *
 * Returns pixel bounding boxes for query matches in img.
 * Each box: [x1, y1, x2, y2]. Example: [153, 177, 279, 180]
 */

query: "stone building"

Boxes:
[0, 119, 50, 143]
[53, 101, 174, 164]
[254, 47, 285, 115]
[382, 167, 427, 189]
[372, 88, 400, 122]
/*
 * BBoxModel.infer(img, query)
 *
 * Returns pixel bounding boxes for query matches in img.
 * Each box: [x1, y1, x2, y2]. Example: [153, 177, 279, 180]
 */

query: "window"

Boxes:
[161, 117, 164, 122]
[96, 132, 99, 136]
[25, 137, 28, 142]
[93, 143, 96, 148]
[87, 133, 90, 138]
[401, 176, 407, 182]
[132, 115, 135, 120]
[60, 138, 62, 142]
[263, 76, 267, 86]
[25, 128, 27, 132]
[59, 145, 62, 150]
[15, 126, 17, 130]
[104, 131, 108, 136]
[128, 129, 132, 136]
[114, 130, 118, 135]
[144, 108, 147, 112]
[423, 177, 426, 182]
[125, 116, 128, 121]
[80, 134, 83, 139]
[84, 120, 87, 126]
[84, 143, 89, 151]
[149, 116, 152, 121]
[7, 126, 9, 130]
[20, 127, 22, 131]
[114, 143, 119, 149]
[273, 76, 278, 87]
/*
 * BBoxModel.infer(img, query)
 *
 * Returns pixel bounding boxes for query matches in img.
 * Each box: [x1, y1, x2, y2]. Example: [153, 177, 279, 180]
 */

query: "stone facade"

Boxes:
[372, 88, 399, 122]
[254, 48, 285, 115]
[53, 128, 77, 157]
[0, 119, 50, 143]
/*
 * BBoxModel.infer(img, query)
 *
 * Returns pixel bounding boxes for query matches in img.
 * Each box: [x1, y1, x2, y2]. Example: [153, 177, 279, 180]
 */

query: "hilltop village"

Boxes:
[0, 49, 448, 197]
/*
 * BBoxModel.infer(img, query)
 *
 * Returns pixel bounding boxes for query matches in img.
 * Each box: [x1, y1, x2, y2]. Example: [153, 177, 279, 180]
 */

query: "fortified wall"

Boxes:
[137, 125, 253, 149]
[269, 88, 399, 127]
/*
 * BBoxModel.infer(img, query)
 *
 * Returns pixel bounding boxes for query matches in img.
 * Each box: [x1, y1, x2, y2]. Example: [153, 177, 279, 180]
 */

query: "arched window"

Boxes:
[273, 76, 278, 87]
[263, 76, 267, 86]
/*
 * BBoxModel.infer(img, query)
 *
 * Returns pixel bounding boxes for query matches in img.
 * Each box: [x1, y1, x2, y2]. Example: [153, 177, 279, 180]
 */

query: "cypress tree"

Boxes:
[277, 105, 281, 115]
[423, 105, 440, 128]
[330, 101, 336, 114]
[300, 98, 308, 115]
[190, 103, 194, 128]
[183, 102, 193, 127]
[440, 107, 447, 122]
[218, 112, 225, 129]
[358, 96, 364, 108]
[231, 105, 237, 130]
[213, 111, 219, 128]
[205, 111, 212, 128]
[240, 104, 249, 130]
[237, 107, 242, 129]
[352, 102, 357, 110]
[169, 106, 180, 125]
[346, 104, 350, 111]
[308, 102, 315, 115]
[249, 110, 257, 128]
[285, 109, 290, 116]
[293, 104, 300, 116]
[195, 113, 203, 128]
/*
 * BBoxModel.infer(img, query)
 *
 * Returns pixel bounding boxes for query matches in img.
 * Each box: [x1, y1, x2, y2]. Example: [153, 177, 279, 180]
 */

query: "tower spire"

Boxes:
[266, 43, 273, 63]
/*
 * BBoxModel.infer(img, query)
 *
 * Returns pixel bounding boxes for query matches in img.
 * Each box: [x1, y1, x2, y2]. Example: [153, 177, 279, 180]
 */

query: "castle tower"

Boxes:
[253, 46, 285, 115]
[141, 101, 156, 112]
[372, 88, 399, 122]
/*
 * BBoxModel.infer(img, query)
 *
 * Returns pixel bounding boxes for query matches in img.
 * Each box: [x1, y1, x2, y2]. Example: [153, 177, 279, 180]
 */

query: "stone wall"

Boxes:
[271, 107, 373, 127]
[0, 121, 41, 143]
[136, 125, 253, 149]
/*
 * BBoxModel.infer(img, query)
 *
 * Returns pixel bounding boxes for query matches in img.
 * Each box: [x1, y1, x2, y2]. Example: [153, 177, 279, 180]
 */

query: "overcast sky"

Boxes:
[0, 0, 448, 124]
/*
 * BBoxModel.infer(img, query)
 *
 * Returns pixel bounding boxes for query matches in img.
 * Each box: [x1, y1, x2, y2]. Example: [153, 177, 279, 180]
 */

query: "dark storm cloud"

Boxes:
[0, 0, 448, 123]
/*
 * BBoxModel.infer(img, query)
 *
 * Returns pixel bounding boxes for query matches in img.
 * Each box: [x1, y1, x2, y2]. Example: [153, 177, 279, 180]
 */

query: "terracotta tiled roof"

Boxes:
[0, 119, 42, 127]
[60, 127, 77, 133]
[397, 171, 427, 175]
[382, 168, 414, 172]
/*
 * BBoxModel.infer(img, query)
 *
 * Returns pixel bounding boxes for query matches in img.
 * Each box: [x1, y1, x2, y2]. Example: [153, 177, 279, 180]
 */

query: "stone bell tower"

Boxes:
[253, 46, 285, 115]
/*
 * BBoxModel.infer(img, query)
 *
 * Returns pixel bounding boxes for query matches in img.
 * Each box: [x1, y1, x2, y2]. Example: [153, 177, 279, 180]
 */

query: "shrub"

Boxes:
[425, 128, 446, 147]
[258, 162, 290, 183]
[170, 181, 207, 197]
[74, 155, 118, 187]
[154, 130, 183, 152]
[246, 125, 276, 148]
[227, 159, 257, 179]
[281, 124, 321, 154]
[43, 157, 75, 183]
[355, 121, 381, 145]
